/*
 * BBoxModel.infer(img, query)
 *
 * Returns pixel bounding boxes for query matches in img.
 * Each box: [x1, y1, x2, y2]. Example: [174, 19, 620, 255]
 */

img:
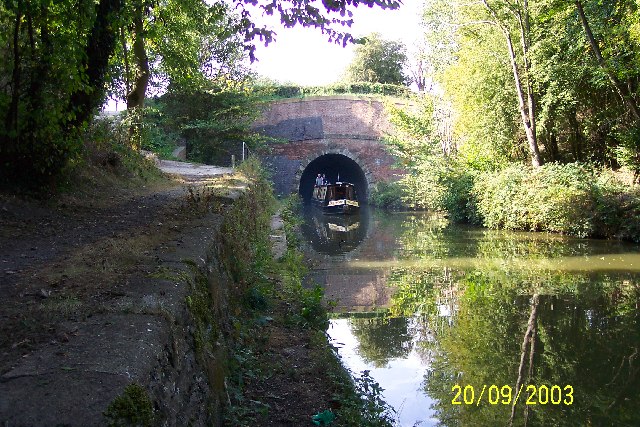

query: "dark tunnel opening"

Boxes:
[299, 154, 368, 203]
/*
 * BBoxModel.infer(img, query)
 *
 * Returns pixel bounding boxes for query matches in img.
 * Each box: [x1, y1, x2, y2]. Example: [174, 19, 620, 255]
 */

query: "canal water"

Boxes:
[300, 207, 640, 427]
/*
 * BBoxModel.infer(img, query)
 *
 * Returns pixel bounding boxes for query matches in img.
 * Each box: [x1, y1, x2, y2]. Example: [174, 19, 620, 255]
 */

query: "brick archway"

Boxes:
[254, 96, 411, 197]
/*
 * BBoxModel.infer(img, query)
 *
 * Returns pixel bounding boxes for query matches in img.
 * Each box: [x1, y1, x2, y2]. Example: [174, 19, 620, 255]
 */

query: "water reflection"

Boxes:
[346, 252, 640, 272]
[300, 206, 369, 254]
[302, 209, 640, 426]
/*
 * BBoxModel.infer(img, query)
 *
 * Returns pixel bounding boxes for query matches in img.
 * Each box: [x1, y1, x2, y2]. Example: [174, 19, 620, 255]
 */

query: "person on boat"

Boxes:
[315, 174, 322, 187]
[322, 174, 328, 185]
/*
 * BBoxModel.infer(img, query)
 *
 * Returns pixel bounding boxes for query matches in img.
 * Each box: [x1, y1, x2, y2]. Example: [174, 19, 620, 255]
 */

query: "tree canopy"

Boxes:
[343, 32, 409, 85]
[0, 0, 401, 189]
[419, 0, 640, 172]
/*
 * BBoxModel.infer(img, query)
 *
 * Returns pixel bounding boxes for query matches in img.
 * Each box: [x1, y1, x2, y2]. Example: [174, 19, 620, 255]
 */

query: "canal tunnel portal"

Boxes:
[254, 96, 412, 199]
[298, 153, 368, 202]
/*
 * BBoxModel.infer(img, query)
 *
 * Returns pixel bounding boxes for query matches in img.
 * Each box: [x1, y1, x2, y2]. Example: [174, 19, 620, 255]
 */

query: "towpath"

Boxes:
[0, 160, 239, 425]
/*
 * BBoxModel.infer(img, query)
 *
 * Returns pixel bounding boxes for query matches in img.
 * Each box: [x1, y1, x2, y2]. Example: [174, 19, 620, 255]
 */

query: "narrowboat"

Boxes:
[311, 182, 360, 214]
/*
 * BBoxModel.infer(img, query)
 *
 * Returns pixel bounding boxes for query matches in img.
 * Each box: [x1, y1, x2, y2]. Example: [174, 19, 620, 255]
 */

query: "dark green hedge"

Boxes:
[472, 163, 640, 241]
[254, 82, 412, 99]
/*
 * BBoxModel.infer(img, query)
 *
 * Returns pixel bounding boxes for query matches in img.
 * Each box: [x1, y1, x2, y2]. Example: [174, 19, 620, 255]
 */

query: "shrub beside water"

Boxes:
[369, 181, 406, 210]
[369, 160, 640, 241]
[472, 163, 640, 241]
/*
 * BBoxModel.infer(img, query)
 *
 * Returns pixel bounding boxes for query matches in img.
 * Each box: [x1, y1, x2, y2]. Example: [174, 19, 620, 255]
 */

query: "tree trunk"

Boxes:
[519, 0, 538, 161]
[504, 29, 542, 167]
[575, 0, 640, 121]
[121, 26, 131, 96]
[27, 3, 52, 129]
[412, 59, 427, 93]
[125, 3, 150, 149]
[546, 130, 559, 162]
[482, 0, 542, 167]
[4, 8, 22, 142]
[126, 4, 149, 110]
[510, 293, 539, 427]
[67, 0, 123, 130]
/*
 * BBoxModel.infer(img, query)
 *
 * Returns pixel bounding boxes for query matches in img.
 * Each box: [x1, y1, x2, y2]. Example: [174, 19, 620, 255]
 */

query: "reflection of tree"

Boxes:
[397, 215, 474, 260]
[357, 212, 639, 425]
[512, 294, 539, 427]
[349, 317, 413, 368]
[388, 268, 444, 317]
[424, 271, 640, 426]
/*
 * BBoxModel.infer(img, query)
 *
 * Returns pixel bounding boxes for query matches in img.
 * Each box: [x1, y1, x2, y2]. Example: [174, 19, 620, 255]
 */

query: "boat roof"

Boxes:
[326, 182, 353, 186]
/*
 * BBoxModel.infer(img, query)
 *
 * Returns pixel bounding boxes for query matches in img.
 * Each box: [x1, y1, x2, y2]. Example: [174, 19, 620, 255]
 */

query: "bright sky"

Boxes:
[247, 0, 425, 85]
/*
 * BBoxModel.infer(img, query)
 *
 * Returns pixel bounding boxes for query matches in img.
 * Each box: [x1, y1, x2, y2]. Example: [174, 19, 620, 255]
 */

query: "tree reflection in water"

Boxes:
[387, 215, 640, 426]
[349, 316, 413, 368]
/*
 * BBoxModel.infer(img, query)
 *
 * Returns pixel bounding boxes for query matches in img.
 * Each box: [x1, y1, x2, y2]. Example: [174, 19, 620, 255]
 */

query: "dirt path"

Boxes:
[0, 161, 242, 425]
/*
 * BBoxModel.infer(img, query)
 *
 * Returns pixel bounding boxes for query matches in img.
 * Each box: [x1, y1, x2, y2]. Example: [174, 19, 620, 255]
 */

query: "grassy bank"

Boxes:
[253, 82, 412, 101]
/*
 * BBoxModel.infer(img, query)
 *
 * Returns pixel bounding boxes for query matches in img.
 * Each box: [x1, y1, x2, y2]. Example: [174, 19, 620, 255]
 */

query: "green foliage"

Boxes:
[368, 181, 405, 210]
[349, 317, 412, 368]
[280, 194, 303, 248]
[1, 0, 402, 190]
[358, 211, 640, 425]
[439, 17, 520, 168]
[309, 332, 396, 427]
[423, 0, 640, 167]
[76, 115, 164, 184]
[0, 0, 117, 189]
[344, 32, 409, 86]
[381, 99, 481, 222]
[474, 162, 640, 240]
[614, 125, 640, 179]
[107, 0, 249, 102]
[185, 265, 220, 354]
[438, 167, 480, 224]
[591, 170, 640, 242]
[220, 158, 276, 286]
[104, 383, 154, 427]
[352, 371, 397, 426]
[475, 163, 598, 236]
[152, 87, 265, 165]
[423, 269, 640, 426]
[253, 82, 412, 99]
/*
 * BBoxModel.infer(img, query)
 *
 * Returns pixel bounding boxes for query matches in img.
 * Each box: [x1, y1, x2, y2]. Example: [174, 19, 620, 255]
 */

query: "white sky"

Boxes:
[247, 0, 425, 85]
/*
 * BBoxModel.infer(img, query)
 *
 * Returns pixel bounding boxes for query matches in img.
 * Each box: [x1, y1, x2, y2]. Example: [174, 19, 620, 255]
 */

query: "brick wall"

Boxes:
[255, 96, 412, 196]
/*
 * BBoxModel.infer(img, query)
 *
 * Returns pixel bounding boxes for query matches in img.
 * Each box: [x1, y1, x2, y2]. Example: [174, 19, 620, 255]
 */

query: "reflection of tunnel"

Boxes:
[299, 154, 368, 203]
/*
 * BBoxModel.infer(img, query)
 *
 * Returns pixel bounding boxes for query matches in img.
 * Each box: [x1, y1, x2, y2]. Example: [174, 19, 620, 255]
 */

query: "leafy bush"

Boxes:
[615, 125, 640, 182]
[439, 166, 480, 224]
[592, 170, 640, 242]
[474, 165, 534, 231]
[139, 106, 180, 159]
[474, 163, 640, 240]
[392, 159, 480, 223]
[103, 383, 154, 427]
[79, 116, 162, 182]
[475, 163, 596, 236]
[369, 181, 406, 210]
[150, 89, 265, 165]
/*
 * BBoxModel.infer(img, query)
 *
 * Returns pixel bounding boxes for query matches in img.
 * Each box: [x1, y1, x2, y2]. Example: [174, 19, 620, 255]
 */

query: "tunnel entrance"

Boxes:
[298, 154, 368, 203]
